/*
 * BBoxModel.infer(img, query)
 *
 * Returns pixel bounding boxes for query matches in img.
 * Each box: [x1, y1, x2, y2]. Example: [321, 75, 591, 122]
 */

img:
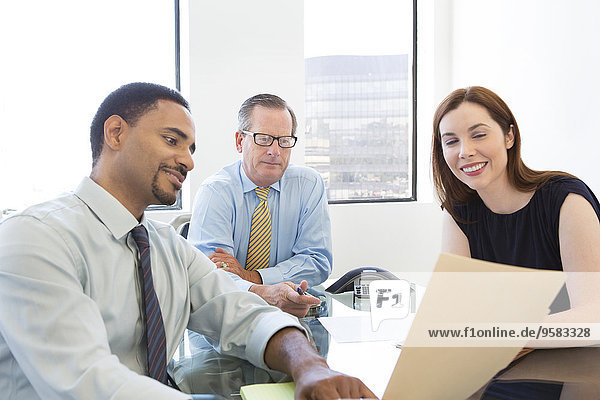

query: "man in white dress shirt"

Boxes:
[0, 82, 375, 400]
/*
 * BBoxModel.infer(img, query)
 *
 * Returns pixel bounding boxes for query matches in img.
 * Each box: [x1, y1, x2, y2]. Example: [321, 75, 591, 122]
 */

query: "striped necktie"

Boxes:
[245, 187, 271, 270]
[131, 225, 168, 384]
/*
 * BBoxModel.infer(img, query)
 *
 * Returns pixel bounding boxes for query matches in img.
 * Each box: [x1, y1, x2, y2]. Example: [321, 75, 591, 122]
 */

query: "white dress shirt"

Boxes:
[0, 177, 303, 400]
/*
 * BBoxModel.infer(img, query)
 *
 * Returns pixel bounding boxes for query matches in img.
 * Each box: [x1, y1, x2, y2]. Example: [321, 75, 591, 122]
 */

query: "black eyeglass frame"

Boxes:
[241, 130, 297, 148]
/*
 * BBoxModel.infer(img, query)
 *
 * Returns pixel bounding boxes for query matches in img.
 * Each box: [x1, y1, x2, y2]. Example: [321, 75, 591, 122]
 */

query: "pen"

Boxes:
[296, 286, 306, 295]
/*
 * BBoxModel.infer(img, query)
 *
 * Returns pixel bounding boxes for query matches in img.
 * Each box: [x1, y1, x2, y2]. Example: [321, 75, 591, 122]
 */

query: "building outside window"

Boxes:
[304, 0, 415, 202]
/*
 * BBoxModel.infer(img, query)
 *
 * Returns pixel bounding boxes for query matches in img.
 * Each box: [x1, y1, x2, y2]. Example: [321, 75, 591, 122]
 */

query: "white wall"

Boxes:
[448, 0, 600, 193]
[152, 0, 600, 278]
[186, 0, 306, 193]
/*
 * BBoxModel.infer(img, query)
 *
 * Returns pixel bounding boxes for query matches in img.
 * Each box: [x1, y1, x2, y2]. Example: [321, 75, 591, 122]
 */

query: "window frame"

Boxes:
[148, 0, 183, 211]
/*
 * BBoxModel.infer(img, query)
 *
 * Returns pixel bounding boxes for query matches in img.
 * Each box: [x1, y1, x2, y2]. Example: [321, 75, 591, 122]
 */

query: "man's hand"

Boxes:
[209, 249, 320, 318]
[250, 280, 321, 318]
[264, 328, 378, 400]
[294, 363, 378, 400]
[209, 248, 262, 283]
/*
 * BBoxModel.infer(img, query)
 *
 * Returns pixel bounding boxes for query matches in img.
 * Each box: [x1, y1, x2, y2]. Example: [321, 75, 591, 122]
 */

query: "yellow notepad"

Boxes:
[240, 381, 295, 400]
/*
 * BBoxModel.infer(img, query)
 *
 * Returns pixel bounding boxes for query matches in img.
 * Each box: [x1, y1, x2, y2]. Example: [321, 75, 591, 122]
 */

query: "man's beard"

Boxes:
[151, 163, 186, 205]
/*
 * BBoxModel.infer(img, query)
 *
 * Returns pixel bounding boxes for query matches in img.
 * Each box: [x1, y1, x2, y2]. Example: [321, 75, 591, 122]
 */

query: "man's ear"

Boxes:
[505, 124, 515, 149]
[235, 131, 244, 153]
[103, 115, 127, 151]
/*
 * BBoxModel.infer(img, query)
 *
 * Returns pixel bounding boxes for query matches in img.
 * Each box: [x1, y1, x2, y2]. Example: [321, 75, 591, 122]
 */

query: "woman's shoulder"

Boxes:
[535, 175, 600, 217]
[538, 175, 594, 199]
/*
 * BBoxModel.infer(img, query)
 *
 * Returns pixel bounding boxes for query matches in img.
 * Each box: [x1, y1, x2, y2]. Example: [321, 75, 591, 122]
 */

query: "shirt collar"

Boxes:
[238, 160, 281, 193]
[74, 176, 146, 241]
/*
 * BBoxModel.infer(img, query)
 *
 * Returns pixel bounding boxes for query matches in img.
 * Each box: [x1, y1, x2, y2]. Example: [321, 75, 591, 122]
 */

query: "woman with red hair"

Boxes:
[432, 86, 600, 328]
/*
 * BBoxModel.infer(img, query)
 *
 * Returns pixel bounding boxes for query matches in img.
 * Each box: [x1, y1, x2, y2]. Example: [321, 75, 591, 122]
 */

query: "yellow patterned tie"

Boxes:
[245, 187, 271, 270]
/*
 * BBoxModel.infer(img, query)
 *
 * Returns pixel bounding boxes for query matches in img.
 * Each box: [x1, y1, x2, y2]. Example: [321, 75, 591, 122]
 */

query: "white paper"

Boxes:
[383, 253, 566, 400]
[319, 314, 415, 343]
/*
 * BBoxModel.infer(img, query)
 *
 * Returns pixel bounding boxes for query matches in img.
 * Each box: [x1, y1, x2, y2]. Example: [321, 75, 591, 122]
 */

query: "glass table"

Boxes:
[170, 283, 600, 399]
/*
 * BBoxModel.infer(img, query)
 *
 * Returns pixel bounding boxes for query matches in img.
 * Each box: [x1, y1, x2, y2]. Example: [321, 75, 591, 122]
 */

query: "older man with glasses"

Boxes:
[188, 94, 332, 318]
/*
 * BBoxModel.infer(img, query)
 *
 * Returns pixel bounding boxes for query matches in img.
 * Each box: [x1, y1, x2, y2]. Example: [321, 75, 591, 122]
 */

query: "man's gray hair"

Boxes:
[237, 94, 297, 136]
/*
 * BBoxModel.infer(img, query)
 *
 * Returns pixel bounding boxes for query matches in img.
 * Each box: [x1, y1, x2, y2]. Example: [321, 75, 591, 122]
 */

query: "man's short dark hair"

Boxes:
[90, 82, 190, 166]
[238, 93, 297, 136]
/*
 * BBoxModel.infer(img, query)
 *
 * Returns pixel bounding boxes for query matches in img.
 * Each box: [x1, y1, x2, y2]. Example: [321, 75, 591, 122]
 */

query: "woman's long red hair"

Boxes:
[431, 86, 574, 219]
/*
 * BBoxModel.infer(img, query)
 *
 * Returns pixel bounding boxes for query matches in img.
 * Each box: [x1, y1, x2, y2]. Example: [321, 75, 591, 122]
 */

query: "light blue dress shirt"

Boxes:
[0, 177, 303, 400]
[188, 161, 333, 289]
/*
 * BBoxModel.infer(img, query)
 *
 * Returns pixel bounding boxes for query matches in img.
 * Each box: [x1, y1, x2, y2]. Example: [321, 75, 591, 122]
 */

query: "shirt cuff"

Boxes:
[257, 267, 285, 285]
[235, 278, 253, 291]
[244, 311, 307, 371]
[222, 271, 253, 291]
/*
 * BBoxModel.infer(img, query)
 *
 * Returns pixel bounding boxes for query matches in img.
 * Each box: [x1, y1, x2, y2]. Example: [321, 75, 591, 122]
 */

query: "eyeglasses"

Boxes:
[241, 130, 297, 148]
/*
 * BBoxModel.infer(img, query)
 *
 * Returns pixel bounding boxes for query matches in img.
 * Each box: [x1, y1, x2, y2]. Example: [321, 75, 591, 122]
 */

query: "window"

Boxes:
[304, 0, 416, 203]
[0, 0, 181, 217]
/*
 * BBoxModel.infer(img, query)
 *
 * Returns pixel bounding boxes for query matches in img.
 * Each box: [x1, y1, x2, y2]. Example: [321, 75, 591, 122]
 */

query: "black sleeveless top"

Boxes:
[452, 177, 600, 271]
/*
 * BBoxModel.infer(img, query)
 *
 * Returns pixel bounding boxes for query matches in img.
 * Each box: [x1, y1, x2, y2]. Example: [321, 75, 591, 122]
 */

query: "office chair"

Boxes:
[168, 213, 192, 239]
[179, 222, 190, 239]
